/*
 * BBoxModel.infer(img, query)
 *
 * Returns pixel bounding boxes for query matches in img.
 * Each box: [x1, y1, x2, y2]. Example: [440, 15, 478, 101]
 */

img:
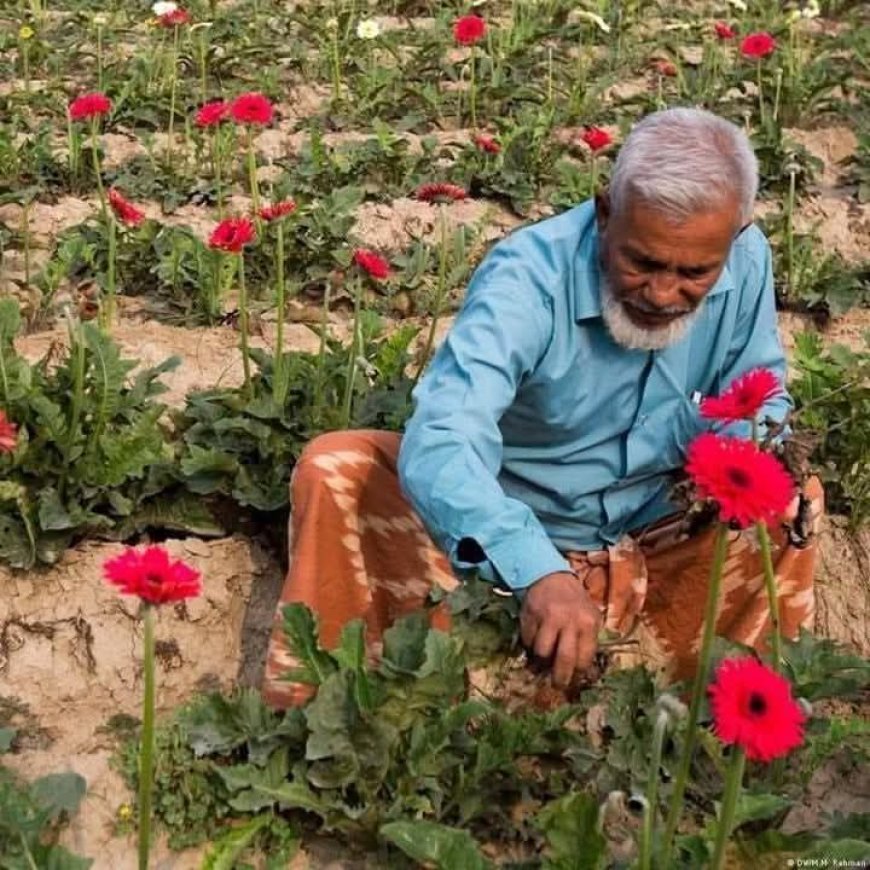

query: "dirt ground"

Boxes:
[0, 42, 868, 864]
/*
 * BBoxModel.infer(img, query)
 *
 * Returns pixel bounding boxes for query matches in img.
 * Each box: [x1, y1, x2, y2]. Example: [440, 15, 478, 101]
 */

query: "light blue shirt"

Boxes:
[397, 200, 791, 593]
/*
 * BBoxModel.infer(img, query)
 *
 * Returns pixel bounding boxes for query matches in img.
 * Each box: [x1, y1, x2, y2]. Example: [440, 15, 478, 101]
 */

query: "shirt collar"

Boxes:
[573, 213, 737, 323]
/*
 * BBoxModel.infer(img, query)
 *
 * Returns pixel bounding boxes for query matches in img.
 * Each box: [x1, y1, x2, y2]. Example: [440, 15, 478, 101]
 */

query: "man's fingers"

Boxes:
[533, 621, 559, 661]
[575, 616, 599, 672]
[519, 608, 539, 649]
[552, 630, 577, 688]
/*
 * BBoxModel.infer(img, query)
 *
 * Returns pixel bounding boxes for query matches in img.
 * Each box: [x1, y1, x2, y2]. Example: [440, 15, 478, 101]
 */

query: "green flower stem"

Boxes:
[59, 319, 85, 501]
[413, 205, 449, 387]
[469, 47, 477, 128]
[246, 127, 260, 215]
[138, 603, 156, 870]
[710, 747, 746, 870]
[342, 277, 363, 428]
[273, 220, 287, 406]
[67, 115, 80, 185]
[756, 59, 765, 125]
[661, 523, 730, 866]
[166, 24, 181, 170]
[104, 213, 117, 330]
[238, 254, 252, 399]
[210, 250, 222, 321]
[330, 28, 342, 103]
[313, 280, 331, 426]
[212, 128, 225, 218]
[22, 41, 31, 92]
[756, 520, 782, 672]
[96, 25, 104, 90]
[21, 200, 31, 292]
[785, 169, 796, 298]
[90, 118, 107, 222]
[197, 27, 208, 104]
[639, 709, 669, 870]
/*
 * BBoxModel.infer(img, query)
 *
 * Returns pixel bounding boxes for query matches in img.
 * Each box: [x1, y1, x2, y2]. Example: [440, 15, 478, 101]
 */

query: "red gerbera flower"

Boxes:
[652, 59, 678, 77]
[740, 31, 776, 59]
[353, 249, 390, 281]
[701, 368, 781, 423]
[195, 100, 230, 128]
[103, 545, 201, 606]
[229, 92, 274, 126]
[69, 92, 112, 122]
[0, 412, 18, 453]
[708, 657, 806, 762]
[580, 126, 613, 152]
[714, 21, 736, 40]
[415, 182, 468, 203]
[108, 188, 146, 227]
[473, 133, 501, 154]
[259, 199, 297, 222]
[685, 433, 794, 528]
[157, 8, 190, 26]
[453, 14, 486, 46]
[208, 217, 256, 253]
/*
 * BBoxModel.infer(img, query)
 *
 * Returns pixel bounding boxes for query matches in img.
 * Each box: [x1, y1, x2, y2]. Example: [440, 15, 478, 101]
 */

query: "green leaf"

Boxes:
[801, 839, 870, 860]
[381, 611, 429, 674]
[380, 820, 493, 870]
[0, 727, 15, 752]
[30, 772, 87, 820]
[536, 791, 607, 870]
[305, 671, 397, 791]
[113, 491, 224, 540]
[200, 814, 272, 869]
[37, 487, 76, 531]
[280, 604, 338, 686]
[733, 792, 791, 828]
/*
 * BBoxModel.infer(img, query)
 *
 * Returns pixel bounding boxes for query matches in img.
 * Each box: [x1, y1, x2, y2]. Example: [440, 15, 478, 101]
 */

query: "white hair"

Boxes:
[609, 108, 758, 224]
[600, 273, 704, 350]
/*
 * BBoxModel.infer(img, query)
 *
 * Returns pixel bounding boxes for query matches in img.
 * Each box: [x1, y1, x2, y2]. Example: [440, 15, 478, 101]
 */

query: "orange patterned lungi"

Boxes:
[262, 430, 822, 708]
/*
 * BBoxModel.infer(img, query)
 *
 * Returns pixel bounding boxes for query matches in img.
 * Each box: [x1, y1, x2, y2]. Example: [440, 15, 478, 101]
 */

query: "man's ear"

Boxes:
[594, 189, 611, 233]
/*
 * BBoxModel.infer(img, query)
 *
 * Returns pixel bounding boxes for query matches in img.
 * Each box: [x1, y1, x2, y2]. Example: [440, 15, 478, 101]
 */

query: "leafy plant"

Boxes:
[173, 314, 418, 512]
[789, 332, 870, 523]
[121, 586, 870, 866]
[1, 733, 90, 868]
[0, 300, 217, 568]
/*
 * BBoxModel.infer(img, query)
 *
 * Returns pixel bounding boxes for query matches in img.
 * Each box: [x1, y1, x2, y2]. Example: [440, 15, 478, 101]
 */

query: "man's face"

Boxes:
[595, 192, 742, 349]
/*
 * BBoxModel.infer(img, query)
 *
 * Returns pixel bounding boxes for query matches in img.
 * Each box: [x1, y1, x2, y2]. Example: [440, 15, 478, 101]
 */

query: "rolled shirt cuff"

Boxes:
[464, 532, 572, 594]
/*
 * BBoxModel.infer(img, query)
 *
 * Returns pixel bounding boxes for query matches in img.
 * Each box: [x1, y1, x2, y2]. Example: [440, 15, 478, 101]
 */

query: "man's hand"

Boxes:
[520, 570, 604, 688]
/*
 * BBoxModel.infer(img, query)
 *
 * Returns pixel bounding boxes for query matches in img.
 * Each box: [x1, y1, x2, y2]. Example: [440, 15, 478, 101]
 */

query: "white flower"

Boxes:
[726, 0, 748, 10]
[570, 9, 611, 33]
[356, 18, 381, 39]
[802, 0, 820, 18]
[325, 17, 339, 30]
[93, 13, 109, 26]
[151, 1, 178, 17]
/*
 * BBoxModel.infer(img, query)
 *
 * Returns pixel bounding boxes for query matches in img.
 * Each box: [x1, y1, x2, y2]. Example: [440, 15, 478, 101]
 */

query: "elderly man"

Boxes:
[262, 108, 822, 708]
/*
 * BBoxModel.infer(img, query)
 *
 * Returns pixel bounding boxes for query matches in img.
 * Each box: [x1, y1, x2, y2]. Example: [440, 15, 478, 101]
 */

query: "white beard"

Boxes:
[599, 274, 703, 351]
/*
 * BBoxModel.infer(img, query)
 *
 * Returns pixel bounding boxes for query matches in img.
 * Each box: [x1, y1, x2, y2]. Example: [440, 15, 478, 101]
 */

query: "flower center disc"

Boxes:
[726, 466, 752, 488]
[748, 691, 767, 715]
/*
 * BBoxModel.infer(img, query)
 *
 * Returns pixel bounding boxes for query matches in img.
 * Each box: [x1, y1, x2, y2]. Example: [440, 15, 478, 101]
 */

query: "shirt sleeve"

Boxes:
[397, 266, 571, 593]
[716, 229, 793, 439]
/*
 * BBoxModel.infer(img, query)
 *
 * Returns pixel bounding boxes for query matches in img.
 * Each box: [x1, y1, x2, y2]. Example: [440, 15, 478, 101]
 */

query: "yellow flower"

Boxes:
[117, 803, 134, 821]
[19, 25, 35, 40]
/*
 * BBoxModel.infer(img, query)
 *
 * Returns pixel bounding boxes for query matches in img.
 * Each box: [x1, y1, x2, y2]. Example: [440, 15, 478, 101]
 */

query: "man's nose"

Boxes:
[645, 271, 684, 308]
